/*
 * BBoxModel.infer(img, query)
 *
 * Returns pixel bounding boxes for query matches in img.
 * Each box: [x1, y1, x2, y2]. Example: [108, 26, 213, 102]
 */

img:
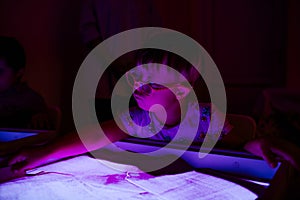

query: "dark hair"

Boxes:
[0, 36, 26, 72]
[135, 48, 200, 85]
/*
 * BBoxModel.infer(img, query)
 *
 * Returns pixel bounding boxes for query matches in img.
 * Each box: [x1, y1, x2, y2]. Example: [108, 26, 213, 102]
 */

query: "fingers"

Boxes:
[8, 151, 27, 166]
[8, 146, 49, 176]
[261, 150, 279, 168]
[11, 162, 28, 177]
[261, 138, 293, 168]
[244, 138, 279, 168]
[258, 142, 279, 168]
[7, 153, 28, 178]
[245, 137, 300, 170]
[270, 145, 300, 170]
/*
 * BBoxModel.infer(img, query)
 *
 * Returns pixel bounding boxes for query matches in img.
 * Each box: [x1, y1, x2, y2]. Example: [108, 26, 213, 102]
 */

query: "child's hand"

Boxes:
[269, 139, 300, 171]
[244, 137, 281, 168]
[244, 137, 300, 170]
[8, 147, 49, 177]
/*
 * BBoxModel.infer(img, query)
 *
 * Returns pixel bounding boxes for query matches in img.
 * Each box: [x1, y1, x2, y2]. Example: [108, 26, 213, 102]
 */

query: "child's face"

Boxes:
[132, 82, 178, 111]
[0, 58, 20, 92]
[127, 64, 189, 112]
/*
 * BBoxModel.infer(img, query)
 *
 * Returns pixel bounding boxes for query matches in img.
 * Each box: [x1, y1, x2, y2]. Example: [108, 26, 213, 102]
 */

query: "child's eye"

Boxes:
[149, 83, 165, 90]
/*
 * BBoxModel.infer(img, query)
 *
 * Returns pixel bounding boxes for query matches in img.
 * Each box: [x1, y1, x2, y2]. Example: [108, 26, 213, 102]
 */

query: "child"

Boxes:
[244, 136, 300, 199]
[9, 49, 238, 176]
[118, 49, 233, 144]
[0, 36, 48, 129]
[244, 89, 300, 199]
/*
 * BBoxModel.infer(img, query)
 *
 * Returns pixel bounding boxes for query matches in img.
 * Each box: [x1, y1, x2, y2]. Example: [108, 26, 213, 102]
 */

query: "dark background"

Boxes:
[0, 0, 299, 132]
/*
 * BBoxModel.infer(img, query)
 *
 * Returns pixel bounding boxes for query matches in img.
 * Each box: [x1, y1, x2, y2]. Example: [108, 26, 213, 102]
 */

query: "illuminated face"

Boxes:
[126, 64, 189, 112]
[0, 59, 20, 92]
[133, 82, 178, 111]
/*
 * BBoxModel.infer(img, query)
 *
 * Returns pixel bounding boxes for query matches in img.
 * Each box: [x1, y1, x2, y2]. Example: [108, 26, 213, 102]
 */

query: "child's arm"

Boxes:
[8, 120, 128, 176]
[244, 136, 300, 170]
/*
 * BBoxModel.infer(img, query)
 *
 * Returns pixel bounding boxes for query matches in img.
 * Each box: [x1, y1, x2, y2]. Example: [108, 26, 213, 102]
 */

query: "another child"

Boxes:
[244, 89, 300, 199]
[0, 36, 49, 129]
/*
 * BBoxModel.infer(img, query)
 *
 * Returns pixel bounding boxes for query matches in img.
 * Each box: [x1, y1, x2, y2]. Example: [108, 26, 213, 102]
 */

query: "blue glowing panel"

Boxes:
[108, 138, 279, 181]
[0, 131, 37, 142]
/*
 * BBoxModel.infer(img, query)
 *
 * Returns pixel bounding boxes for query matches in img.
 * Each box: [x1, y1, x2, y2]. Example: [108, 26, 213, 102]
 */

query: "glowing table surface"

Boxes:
[0, 155, 258, 200]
